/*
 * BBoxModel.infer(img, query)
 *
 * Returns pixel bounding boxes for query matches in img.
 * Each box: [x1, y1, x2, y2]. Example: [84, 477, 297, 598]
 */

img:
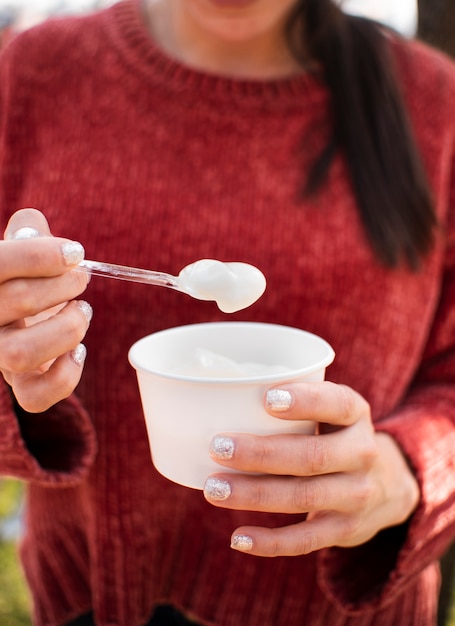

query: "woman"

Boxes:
[0, 1, 454, 625]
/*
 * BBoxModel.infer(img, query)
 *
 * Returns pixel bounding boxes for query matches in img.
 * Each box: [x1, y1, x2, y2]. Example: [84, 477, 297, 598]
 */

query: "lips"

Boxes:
[206, 0, 259, 8]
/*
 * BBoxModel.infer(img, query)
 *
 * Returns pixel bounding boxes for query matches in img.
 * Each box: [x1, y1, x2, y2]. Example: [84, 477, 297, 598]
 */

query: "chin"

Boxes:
[186, 0, 276, 38]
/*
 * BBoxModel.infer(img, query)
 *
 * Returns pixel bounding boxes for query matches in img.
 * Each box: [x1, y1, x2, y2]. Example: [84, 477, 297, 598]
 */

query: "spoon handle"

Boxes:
[78, 259, 179, 289]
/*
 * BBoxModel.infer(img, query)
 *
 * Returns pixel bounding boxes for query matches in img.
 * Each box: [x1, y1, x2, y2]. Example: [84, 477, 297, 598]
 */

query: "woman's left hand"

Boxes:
[203, 382, 420, 557]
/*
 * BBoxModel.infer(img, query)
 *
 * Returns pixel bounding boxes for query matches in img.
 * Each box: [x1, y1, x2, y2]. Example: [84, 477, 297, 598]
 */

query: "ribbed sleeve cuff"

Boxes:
[317, 399, 455, 613]
[0, 380, 97, 486]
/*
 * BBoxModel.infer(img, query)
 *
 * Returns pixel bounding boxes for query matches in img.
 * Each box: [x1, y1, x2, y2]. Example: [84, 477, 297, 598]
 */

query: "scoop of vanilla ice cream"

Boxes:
[170, 348, 289, 378]
[178, 259, 266, 313]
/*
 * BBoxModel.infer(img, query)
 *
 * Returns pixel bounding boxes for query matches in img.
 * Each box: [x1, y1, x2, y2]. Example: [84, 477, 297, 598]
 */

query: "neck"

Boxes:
[144, 0, 303, 79]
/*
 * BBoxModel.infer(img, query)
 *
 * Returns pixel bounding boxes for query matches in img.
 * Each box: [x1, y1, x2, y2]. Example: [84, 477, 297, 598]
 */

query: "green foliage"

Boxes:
[0, 540, 31, 626]
[0, 480, 31, 626]
[0, 479, 23, 518]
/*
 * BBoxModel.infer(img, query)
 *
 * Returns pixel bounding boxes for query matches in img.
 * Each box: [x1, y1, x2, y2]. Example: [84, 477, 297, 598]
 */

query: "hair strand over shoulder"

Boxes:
[287, 0, 438, 269]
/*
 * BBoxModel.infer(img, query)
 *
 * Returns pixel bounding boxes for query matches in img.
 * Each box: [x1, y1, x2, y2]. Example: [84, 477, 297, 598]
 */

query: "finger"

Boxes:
[230, 521, 321, 556]
[229, 512, 366, 557]
[265, 382, 371, 428]
[203, 472, 371, 514]
[0, 270, 89, 325]
[0, 237, 86, 284]
[3, 208, 85, 276]
[209, 428, 377, 476]
[4, 208, 51, 239]
[0, 299, 92, 373]
[9, 345, 88, 413]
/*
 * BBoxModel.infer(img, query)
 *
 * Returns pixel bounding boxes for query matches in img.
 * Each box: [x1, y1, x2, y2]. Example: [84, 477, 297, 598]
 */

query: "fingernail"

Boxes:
[266, 389, 293, 412]
[71, 344, 87, 366]
[231, 534, 254, 552]
[9, 226, 41, 240]
[77, 301, 93, 323]
[210, 435, 235, 460]
[61, 241, 85, 266]
[204, 477, 231, 501]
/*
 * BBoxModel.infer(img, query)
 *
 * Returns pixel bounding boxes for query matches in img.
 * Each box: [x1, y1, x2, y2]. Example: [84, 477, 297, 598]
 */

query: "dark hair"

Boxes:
[286, 0, 437, 269]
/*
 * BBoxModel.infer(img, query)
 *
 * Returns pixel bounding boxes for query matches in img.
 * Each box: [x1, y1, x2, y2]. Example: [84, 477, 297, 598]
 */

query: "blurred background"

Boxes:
[0, 0, 426, 47]
[0, 0, 115, 44]
[0, 0, 454, 625]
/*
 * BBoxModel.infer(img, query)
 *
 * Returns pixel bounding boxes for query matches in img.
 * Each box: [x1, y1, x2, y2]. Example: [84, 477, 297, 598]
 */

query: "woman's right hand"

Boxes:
[0, 208, 92, 412]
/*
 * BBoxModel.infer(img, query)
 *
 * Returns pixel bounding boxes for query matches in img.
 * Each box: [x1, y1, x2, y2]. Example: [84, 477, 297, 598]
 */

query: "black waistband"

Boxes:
[65, 605, 200, 626]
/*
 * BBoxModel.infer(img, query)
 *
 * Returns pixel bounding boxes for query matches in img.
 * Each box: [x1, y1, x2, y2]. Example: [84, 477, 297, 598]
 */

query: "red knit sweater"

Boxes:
[1, 1, 455, 625]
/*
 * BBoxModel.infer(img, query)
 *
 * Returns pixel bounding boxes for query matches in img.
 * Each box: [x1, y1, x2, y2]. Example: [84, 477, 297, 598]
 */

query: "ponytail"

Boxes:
[287, 0, 437, 269]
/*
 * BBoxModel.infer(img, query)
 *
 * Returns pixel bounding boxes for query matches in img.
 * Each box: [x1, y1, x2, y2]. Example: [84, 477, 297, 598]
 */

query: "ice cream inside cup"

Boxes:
[168, 348, 290, 378]
[128, 322, 335, 489]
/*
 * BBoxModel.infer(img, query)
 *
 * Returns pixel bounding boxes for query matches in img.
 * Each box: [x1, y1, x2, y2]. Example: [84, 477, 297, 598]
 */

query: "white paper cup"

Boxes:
[128, 322, 335, 489]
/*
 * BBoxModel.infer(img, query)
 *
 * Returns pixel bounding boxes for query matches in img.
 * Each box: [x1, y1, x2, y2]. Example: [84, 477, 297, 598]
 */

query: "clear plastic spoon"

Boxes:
[79, 259, 180, 290]
[78, 258, 266, 313]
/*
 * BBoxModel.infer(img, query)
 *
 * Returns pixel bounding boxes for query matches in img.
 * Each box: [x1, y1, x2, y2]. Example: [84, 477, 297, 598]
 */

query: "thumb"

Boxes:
[4, 208, 52, 240]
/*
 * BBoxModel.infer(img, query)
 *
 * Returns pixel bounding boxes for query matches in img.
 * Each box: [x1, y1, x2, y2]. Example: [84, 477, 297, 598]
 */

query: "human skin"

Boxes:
[145, 0, 303, 78]
[204, 386, 420, 556]
[0, 209, 91, 412]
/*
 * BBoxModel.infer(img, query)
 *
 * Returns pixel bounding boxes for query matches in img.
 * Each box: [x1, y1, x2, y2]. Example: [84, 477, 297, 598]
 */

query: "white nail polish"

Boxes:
[210, 435, 235, 460]
[266, 389, 293, 412]
[204, 477, 231, 501]
[77, 301, 93, 323]
[61, 241, 85, 266]
[231, 534, 254, 552]
[71, 344, 87, 366]
[9, 226, 41, 240]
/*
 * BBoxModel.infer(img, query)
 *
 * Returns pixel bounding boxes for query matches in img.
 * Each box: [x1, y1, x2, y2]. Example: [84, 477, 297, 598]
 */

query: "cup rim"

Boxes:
[128, 322, 335, 384]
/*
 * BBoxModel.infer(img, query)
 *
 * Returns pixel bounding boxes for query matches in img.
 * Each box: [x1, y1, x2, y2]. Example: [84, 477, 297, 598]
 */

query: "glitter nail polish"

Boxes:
[231, 534, 254, 552]
[71, 344, 87, 366]
[77, 301, 93, 323]
[62, 241, 85, 266]
[9, 226, 41, 240]
[210, 435, 235, 460]
[203, 477, 231, 501]
[266, 389, 293, 412]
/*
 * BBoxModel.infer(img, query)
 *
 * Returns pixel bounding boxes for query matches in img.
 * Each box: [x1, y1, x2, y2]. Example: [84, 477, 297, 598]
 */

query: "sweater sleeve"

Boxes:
[0, 379, 97, 486]
[0, 35, 97, 487]
[318, 106, 455, 614]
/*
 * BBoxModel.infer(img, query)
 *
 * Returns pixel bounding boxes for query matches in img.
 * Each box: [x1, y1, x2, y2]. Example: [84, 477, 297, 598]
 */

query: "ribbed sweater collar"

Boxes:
[104, 0, 327, 110]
